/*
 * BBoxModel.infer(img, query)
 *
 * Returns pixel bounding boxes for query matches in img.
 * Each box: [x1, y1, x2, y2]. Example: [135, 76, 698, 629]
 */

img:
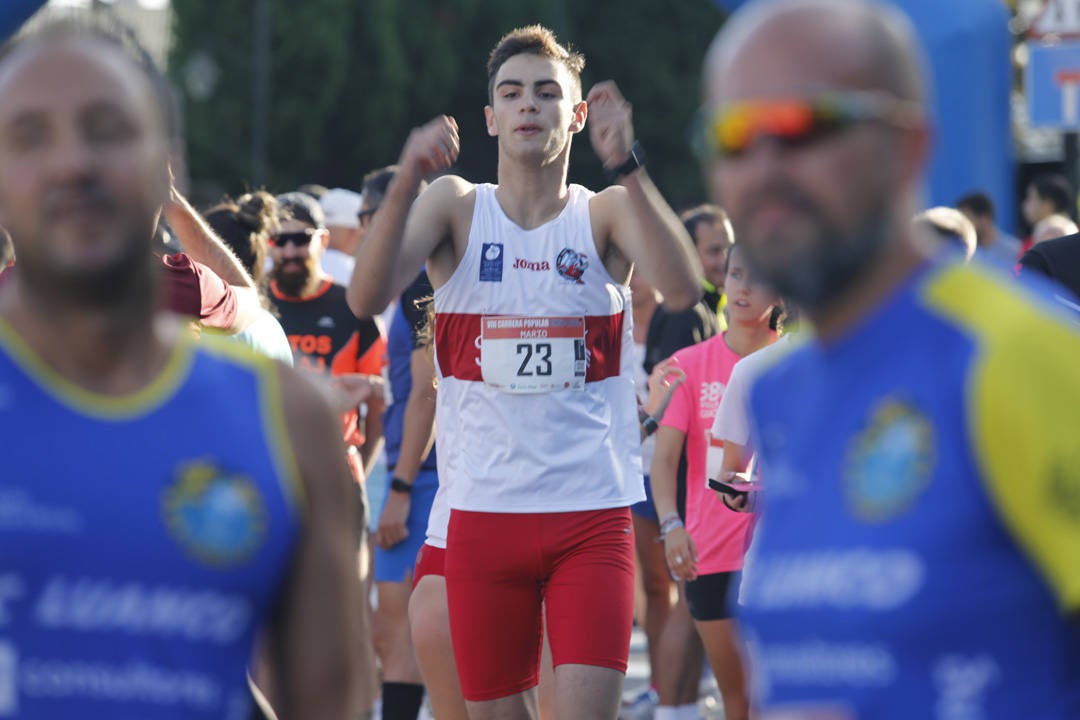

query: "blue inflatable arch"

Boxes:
[710, 0, 1015, 231]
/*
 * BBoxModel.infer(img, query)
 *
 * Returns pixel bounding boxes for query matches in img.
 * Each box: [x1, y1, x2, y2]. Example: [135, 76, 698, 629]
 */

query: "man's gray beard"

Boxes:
[749, 215, 893, 315]
[18, 240, 154, 310]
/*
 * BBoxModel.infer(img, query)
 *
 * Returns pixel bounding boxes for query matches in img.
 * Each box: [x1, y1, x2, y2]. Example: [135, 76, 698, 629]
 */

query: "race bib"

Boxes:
[480, 315, 586, 393]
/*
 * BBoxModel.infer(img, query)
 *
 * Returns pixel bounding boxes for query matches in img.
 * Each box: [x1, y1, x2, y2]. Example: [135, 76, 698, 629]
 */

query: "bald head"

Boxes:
[0, 18, 176, 140]
[700, 0, 933, 316]
[705, 0, 926, 108]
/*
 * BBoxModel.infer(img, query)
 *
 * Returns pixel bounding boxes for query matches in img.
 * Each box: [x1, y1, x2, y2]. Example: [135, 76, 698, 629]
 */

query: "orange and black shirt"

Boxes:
[270, 278, 385, 378]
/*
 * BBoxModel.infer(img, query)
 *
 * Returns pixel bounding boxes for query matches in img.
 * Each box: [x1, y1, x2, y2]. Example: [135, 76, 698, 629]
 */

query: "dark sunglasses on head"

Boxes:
[692, 90, 921, 159]
[269, 229, 318, 248]
[357, 209, 376, 227]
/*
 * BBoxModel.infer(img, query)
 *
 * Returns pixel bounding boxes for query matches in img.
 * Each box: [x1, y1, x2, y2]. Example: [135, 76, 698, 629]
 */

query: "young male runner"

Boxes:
[348, 25, 702, 720]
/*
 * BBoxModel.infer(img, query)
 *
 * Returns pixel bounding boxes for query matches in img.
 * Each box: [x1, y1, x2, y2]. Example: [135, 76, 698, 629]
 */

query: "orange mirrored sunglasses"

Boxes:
[697, 91, 919, 158]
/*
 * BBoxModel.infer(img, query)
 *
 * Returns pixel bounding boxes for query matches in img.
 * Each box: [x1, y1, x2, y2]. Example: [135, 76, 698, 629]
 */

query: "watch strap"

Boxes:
[390, 477, 414, 494]
[605, 140, 646, 183]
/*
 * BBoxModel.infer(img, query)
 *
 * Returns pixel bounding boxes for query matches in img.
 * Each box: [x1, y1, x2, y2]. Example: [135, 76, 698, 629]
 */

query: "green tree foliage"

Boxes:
[170, 0, 725, 208]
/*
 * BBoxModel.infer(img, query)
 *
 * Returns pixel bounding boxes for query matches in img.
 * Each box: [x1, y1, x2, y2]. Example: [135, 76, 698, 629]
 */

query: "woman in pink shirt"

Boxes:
[650, 243, 778, 720]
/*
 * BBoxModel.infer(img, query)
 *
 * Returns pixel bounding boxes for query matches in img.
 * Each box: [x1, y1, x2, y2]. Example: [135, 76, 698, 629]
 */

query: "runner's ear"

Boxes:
[569, 100, 587, 135]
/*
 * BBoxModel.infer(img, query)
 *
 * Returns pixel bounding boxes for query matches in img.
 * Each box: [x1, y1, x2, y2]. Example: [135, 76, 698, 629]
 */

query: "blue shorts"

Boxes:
[630, 474, 658, 522]
[374, 468, 439, 583]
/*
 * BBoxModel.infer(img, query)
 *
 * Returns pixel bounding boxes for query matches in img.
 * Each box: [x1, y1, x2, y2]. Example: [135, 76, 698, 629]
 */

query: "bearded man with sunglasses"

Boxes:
[269, 191, 387, 480]
[703, 1, 1080, 718]
[268, 191, 386, 718]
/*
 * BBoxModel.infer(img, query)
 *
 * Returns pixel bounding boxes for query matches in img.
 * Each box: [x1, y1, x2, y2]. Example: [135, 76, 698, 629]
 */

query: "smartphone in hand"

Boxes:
[708, 472, 762, 497]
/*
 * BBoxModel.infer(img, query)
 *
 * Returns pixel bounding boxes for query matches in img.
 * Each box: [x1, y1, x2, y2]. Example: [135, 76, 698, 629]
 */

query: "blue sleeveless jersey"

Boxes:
[383, 271, 437, 472]
[0, 324, 302, 719]
[743, 259, 1080, 719]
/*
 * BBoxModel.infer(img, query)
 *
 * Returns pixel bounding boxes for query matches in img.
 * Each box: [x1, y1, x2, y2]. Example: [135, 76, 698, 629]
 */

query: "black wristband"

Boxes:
[605, 140, 646, 183]
[390, 477, 414, 494]
[641, 414, 659, 437]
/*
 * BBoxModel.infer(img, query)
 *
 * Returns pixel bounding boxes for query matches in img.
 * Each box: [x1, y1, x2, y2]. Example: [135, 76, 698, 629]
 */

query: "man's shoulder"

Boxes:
[753, 336, 813, 385]
[919, 261, 1080, 385]
[645, 300, 719, 359]
[424, 174, 478, 208]
[1029, 232, 1080, 264]
[654, 299, 718, 326]
[584, 183, 624, 219]
[735, 334, 802, 380]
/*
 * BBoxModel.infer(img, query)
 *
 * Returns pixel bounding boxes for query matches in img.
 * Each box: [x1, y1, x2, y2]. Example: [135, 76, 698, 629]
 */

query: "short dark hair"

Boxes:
[1029, 174, 1073, 215]
[0, 13, 178, 140]
[361, 166, 399, 210]
[680, 204, 732, 246]
[360, 165, 427, 211]
[275, 191, 325, 229]
[955, 191, 994, 220]
[487, 25, 585, 104]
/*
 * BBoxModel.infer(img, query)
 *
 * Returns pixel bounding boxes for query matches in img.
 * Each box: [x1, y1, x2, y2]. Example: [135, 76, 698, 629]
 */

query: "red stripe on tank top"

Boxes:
[434, 312, 624, 383]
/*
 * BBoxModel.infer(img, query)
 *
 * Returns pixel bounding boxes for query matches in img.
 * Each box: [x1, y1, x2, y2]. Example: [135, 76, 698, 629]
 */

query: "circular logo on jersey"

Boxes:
[555, 248, 589, 284]
[485, 244, 502, 261]
[163, 460, 267, 566]
[844, 400, 933, 523]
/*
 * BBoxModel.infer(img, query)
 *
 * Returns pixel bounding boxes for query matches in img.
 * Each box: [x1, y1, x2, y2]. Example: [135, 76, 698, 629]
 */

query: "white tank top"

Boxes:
[432, 183, 645, 514]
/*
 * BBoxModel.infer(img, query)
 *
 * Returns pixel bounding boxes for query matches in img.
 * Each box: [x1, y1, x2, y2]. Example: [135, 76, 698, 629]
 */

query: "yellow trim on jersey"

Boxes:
[258, 360, 307, 515]
[194, 336, 307, 516]
[0, 316, 194, 420]
[922, 263, 1080, 611]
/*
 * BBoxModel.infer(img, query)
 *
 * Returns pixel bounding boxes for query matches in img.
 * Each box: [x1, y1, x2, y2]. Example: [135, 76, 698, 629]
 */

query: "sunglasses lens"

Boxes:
[271, 232, 312, 248]
[712, 104, 755, 155]
[711, 101, 828, 156]
[772, 102, 816, 136]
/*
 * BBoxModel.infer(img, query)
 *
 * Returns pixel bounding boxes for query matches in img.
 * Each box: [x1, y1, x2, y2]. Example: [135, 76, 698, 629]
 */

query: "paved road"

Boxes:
[620, 628, 725, 720]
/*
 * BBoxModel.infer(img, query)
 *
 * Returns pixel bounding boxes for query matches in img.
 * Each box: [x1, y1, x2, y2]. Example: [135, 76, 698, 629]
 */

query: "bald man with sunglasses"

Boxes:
[702, 1, 1080, 718]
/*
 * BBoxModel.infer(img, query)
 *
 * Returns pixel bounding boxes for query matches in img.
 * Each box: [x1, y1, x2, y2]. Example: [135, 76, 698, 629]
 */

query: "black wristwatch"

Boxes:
[605, 141, 646, 183]
[390, 477, 414, 495]
[641, 414, 659, 437]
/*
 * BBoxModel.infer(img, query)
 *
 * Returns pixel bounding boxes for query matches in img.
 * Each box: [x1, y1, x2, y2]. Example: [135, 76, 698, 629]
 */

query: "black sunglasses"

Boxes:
[269, 229, 318, 248]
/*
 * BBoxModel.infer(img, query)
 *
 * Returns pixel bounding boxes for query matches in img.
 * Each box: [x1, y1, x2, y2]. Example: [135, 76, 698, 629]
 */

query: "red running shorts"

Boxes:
[445, 507, 635, 702]
[412, 543, 446, 590]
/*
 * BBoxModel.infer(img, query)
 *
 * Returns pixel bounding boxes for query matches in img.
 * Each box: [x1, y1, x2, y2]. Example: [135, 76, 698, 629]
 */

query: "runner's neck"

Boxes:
[494, 148, 573, 231]
[1, 280, 176, 397]
[810, 232, 928, 344]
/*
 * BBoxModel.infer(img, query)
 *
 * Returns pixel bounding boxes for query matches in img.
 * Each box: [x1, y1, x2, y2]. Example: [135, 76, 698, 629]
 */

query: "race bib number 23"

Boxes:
[480, 315, 586, 393]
